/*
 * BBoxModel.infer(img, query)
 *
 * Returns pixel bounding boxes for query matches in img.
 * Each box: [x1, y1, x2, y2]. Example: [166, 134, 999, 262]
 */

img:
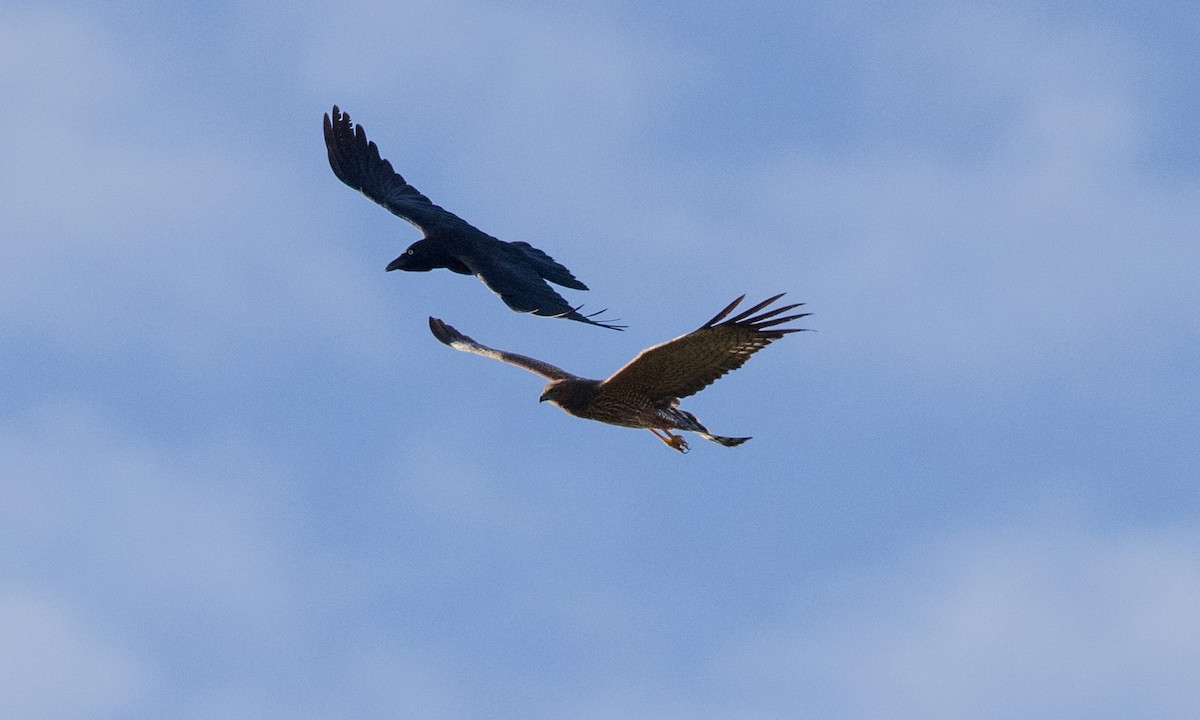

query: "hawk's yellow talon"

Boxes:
[650, 428, 689, 453]
[432, 294, 808, 451]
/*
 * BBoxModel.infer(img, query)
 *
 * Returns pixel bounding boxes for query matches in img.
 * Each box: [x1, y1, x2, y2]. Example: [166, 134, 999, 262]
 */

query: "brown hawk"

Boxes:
[428, 294, 809, 452]
[324, 106, 622, 329]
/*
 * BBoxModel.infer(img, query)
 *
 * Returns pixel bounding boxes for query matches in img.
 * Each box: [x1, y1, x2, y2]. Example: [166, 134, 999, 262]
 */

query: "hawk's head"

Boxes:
[539, 379, 596, 416]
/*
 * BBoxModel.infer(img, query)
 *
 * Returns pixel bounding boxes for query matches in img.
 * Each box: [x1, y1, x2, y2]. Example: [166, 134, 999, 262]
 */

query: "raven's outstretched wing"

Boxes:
[324, 105, 472, 234]
[327, 105, 623, 330]
[428, 317, 577, 381]
[600, 294, 809, 401]
[462, 244, 625, 330]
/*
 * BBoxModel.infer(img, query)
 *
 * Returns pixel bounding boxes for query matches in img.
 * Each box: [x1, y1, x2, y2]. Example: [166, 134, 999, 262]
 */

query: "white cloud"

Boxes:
[708, 516, 1200, 720]
[4, 4, 1196, 718]
[295, 0, 690, 293]
[744, 6, 1200, 377]
[0, 7, 136, 119]
[0, 400, 486, 719]
[0, 6, 403, 372]
[182, 646, 462, 720]
[0, 588, 144, 720]
[0, 403, 303, 648]
[299, 0, 678, 145]
[334, 646, 463, 719]
[564, 513, 1200, 720]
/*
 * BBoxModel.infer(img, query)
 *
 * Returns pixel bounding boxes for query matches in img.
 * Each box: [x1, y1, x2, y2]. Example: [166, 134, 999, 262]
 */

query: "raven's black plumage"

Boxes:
[323, 106, 622, 329]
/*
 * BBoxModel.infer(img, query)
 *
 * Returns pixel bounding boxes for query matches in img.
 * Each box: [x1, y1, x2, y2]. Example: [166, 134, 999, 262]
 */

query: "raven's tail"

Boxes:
[512, 241, 589, 290]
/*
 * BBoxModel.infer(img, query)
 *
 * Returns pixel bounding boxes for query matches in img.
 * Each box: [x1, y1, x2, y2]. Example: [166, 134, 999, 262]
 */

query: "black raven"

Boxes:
[323, 106, 622, 329]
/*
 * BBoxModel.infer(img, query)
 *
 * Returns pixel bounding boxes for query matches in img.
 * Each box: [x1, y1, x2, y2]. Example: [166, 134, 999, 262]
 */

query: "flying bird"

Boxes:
[324, 105, 622, 329]
[429, 294, 809, 452]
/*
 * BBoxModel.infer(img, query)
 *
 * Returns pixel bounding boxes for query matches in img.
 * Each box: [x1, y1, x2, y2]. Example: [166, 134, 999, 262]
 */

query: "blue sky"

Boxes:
[3, 1, 1199, 717]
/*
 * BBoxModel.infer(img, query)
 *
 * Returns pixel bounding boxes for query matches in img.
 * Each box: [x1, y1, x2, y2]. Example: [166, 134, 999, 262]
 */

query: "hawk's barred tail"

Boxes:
[700, 433, 752, 447]
[676, 409, 751, 447]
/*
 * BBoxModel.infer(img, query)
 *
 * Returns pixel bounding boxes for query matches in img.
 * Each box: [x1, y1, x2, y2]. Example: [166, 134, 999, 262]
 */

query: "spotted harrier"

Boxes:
[429, 294, 808, 452]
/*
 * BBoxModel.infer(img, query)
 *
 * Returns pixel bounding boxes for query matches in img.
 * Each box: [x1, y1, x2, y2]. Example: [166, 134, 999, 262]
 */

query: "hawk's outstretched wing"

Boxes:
[600, 294, 809, 401]
[428, 317, 576, 381]
[323, 106, 473, 235]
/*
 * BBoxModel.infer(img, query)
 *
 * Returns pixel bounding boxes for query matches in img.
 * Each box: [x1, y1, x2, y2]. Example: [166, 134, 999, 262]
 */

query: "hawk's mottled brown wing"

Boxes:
[599, 294, 809, 402]
[428, 317, 577, 381]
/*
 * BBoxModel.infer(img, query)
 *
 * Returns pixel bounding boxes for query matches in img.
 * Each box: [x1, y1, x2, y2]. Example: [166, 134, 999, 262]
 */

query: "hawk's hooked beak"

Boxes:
[538, 389, 550, 403]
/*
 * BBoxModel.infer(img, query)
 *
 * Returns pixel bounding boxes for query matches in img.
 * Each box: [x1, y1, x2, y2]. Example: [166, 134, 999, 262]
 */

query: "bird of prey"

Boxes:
[323, 105, 622, 329]
[429, 294, 809, 452]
